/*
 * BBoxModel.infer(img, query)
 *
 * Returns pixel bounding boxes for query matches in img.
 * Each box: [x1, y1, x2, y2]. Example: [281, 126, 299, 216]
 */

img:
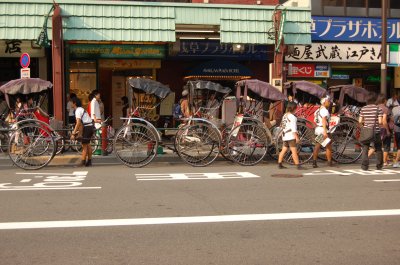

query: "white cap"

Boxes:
[182, 90, 188, 96]
[320, 95, 331, 105]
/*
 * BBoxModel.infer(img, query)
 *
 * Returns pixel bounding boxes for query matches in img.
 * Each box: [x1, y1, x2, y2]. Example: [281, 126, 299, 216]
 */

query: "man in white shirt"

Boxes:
[386, 93, 399, 109]
[90, 90, 102, 129]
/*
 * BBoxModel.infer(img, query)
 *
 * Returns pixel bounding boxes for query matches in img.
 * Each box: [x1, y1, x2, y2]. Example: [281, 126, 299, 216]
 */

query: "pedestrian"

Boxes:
[368, 94, 392, 166]
[359, 93, 383, 171]
[386, 92, 399, 109]
[392, 105, 400, 167]
[312, 96, 333, 168]
[66, 93, 77, 125]
[278, 101, 305, 170]
[70, 97, 94, 167]
[90, 90, 102, 130]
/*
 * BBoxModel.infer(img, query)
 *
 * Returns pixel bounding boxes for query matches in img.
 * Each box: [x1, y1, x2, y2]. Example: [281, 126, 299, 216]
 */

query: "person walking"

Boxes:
[66, 93, 77, 125]
[312, 96, 333, 168]
[386, 92, 399, 109]
[70, 97, 94, 167]
[90, 90, 102, 129]
[359, 93, 383, 171]
[368, 94, 392, 166]
[278, 101, 305, 170]
[392, 105, 400, 167]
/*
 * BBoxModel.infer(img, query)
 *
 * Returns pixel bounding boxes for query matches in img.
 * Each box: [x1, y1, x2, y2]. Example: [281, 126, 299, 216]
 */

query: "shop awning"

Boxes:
[185, 60, 253, 80]
[0, 0, 311, 44]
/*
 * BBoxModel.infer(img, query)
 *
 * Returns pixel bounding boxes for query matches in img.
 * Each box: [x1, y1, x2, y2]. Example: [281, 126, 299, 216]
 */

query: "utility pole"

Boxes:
[381, 0, 387, 97]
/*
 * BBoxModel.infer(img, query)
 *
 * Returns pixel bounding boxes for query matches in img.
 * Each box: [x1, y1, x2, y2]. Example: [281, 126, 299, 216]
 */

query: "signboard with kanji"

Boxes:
[285, 43, 382, 63]
[312, 16, 400, 43]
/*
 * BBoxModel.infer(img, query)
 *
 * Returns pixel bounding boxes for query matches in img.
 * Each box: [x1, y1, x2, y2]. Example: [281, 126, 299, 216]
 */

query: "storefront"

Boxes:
[0, 40, 47, 84]
[285, 15, 400, 96]
[66, 42, 166, 128]
[0, 0, 312, 122]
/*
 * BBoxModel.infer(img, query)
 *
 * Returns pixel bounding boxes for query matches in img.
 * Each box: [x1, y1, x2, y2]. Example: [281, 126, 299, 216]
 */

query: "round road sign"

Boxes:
[20, 53, 30, 68]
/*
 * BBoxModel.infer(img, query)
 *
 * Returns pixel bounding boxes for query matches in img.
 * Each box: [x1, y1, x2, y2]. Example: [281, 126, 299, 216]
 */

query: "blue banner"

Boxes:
[171, 40, 271, 60]
[312, 16, 400, 43]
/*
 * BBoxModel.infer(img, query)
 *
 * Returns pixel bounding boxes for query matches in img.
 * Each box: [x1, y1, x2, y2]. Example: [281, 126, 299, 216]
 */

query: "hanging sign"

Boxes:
[20, 68, 30, 79]
[287, 63, 330, 78]
[389, 44, 400, 66]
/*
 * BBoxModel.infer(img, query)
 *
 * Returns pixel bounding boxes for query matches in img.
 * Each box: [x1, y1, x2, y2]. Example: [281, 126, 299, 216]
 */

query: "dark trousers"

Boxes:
[361, 133, 383, 169]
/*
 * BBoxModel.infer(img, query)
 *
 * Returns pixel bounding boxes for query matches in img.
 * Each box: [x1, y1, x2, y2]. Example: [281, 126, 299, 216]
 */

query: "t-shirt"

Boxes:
[392, 106, 400, 133]
[67, 101, 74, 117]
[75, 107, 92, 124]
[314, 106, 330, 127]
[360, 104, 383, 133]
[386, 98, 400, 108]
[90, 98, 101, 121]
[281, 113, 297, 141]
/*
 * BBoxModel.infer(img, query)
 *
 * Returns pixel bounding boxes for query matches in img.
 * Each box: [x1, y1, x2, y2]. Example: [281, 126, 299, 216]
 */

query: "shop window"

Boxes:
[368, 0, 381, 8]
[69, 61, 96, 108]
[391, 0, 400, 9]
[322, 0, 344, 6]
[347, 0, 366, 7]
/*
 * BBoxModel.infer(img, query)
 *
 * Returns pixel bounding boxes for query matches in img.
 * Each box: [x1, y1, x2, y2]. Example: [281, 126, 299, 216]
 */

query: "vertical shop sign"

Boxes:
[389, 44, 400, 66]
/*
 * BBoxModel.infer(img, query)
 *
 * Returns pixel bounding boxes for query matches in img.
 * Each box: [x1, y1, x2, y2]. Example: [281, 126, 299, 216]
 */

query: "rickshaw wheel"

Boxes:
[276, 122, 314, 165]
[226, 122, 268, 166]
[267, 125, 282, 160]
[8, 123, 56, 170]
[113, 123, 158, 168]
[329, 121, 362, 164]
[70, 135, 100, 154]
[175, 121, 221, 167]
[219, 123, 234, 161]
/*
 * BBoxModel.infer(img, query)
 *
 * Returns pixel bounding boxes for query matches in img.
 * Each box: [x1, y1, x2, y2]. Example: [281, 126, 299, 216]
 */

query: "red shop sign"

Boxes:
[288, 63, 315, 78]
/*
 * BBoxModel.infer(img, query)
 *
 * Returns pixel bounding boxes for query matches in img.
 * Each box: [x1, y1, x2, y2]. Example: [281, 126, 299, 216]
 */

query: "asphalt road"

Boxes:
[0, 157, 399, 265]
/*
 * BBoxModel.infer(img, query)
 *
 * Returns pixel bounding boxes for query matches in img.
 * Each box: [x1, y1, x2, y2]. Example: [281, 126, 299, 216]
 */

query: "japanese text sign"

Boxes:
[286, 43, 382, 63]
[287, 63, 330, 78]
[312, 16, 400, 43]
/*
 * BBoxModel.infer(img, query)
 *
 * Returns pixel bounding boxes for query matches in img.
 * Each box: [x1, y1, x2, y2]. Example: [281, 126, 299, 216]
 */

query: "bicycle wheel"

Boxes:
[113, 123, 158, 167]
[8, 123, 56, 170]
[276, 122, 314, 165]
[226, 122, 268, 166]
[330, 121, 362, 164]
[175, 121, 221, 167]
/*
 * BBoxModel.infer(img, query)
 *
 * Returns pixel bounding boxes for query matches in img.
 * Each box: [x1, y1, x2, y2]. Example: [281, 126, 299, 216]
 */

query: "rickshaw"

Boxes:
[0, 78, 58, 170]
[113, 78, 170, 168]
[175, 80, 231, 166]
[224, 79, 283, 166]
[326, 84, 369, 164]
[113, 78, 231, 167]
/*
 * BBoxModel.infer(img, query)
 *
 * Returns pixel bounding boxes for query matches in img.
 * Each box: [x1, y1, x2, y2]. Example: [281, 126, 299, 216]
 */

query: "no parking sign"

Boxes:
[20, 53, 30, 78]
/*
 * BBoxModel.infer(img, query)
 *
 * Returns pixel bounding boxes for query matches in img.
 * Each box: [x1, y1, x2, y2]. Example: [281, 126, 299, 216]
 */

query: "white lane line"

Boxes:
[16, 171, 88, 175]
[373, 179, 400, 182]
[1, 209, 399, 230]
[0, 187, 101, 191]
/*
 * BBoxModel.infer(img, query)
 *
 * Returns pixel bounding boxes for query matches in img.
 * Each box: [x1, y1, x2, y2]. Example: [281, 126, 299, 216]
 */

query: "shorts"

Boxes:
[82, 124, 94, 144]
[315, 126, 327, 136]
[283, 139, 296, 147]
[382, 135, 391, 152]
[395, 132, 400, 149]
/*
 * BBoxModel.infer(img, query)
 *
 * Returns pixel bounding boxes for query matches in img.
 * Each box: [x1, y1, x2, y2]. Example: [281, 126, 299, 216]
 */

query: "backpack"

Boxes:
[172, 103, 182, 119]
[395, 115, 400, 127]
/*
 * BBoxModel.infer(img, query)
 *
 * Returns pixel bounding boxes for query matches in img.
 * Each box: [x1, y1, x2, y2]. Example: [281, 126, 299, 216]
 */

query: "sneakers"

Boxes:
[85, 159, 92, 167]
[393, 163, 400, 168]
[297, 165, 307, 170]
[80, 160, 86, 167]
[312, 160, 318, 168]
[278, 163, 287, 169]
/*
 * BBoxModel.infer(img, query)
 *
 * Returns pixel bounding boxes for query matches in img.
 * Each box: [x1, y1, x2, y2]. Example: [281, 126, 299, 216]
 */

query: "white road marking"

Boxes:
[0, 209, 399, 230]
[304, 169, 400, 176]
[0, 187, 101, 191]
[373, 179, 400, 182]
[135, 172, 260, 181]
[16, 171, 88, 176]
[20, 179, 32, 183]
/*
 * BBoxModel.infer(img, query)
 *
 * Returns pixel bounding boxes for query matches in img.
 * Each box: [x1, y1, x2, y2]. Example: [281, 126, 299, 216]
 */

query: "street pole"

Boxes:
[381, 0, 387, 97]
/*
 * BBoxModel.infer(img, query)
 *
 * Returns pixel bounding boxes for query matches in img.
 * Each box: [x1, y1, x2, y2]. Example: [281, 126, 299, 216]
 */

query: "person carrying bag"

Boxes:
[358, 93, 383, 171]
